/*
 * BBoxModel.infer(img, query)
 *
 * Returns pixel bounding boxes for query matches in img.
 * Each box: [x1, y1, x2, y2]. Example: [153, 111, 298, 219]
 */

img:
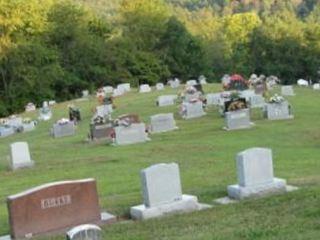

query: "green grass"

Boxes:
[0, 84, 320, 240]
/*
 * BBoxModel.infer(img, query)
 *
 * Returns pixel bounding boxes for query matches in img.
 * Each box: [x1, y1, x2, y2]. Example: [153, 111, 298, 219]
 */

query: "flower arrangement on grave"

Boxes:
[226, 92, 247, 112]
[69, 106, 81, 122]
[224, 74, 249, 91]
[92, 115, 106, 125]
[268, 94, 285, 104]
[57, 118, 70, 125]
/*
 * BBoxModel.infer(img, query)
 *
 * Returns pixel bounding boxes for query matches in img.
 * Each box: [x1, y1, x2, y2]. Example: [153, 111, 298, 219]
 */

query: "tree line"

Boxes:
[0, 0, 320, 116]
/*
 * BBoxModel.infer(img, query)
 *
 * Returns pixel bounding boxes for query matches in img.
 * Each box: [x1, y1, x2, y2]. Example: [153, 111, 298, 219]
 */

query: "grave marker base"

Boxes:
[223, 122, 254, 131]
[130, 195, 211, 220]
[227, 178, 287, 200]
[11, 161, 35, 171]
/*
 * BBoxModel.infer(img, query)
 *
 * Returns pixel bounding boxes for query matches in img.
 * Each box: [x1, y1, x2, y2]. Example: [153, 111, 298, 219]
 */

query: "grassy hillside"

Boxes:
[0, 84, 319, 239]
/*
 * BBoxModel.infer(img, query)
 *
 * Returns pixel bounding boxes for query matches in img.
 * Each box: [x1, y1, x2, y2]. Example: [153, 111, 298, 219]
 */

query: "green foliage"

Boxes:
[158, 17, 208, 79]
[1, 0, 320, 116]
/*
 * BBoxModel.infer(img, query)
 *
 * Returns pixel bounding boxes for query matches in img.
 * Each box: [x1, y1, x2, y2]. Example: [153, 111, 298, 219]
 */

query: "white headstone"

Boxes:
[48, 100, 56, 106]
[199, 75, 207, 84]
[7, 117, 23, 129]
[103, 86, 113, 94]
[237, 148, 274, 187]
[38, 108, 52, 121]
[114, 123, 149, 145]
[156, 83, 164, 91]
[249, 95, 265, 108]
[224, 109, 252, 130]
[22, 122, 36, 132]
[43, 101, 49, 108]
[206, 93, 221, 106]
[117, 83, 130, 93]
[130, 163, 208, 220]
[150, 113, 178, 133]
[141, 163, 182, 207]
[239, 89, 255, 102]
[52, 122, 75, 138]
[10, 142, 34, 170]
[186, 80, 197, 86]
[265, 101, 293, 120]
[96, 105, 113, 117]
[139, 84, 151, 93]
[82, 90, 89, 98]
[157, 95, 177, 107]
[227, 148, 287, 199]
[0, 126, 15, 138]
[112, 88, 124, 97]
[313, 83, 320, 90]
[66, 224, 102, 240]
[297, 79, 308, 86]
[281, 86, 295, 96]
[180, 101, 206, 119]
[169, 79, 180, 88]
[25, 103, 36, 112]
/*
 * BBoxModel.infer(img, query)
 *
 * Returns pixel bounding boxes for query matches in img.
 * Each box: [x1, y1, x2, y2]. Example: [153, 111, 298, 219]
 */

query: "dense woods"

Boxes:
[1, 0, 320, 116]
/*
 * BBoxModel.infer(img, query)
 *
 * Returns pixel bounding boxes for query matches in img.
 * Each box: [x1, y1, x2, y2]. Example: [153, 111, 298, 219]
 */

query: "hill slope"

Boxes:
[0, 84, 320, 239]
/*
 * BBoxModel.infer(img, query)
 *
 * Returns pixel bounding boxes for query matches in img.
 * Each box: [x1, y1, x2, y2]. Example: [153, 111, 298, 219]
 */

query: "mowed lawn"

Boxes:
[0, 84, 319, 240]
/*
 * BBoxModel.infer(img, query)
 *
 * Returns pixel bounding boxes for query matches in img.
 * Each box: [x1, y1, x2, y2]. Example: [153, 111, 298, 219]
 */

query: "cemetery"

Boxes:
[0, 82, 319, 240]
[2, 1, 320, 238]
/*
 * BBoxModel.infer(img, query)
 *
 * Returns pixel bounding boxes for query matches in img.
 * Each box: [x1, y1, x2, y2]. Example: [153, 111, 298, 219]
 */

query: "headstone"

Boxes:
[221, 74, 231, 86]
[239, 89, 255, 102]
[184, 91, 201, 102]
[49, 100, 56, 106]
[38, 107, 52, 121]
[266, 76, 279, 90]
[10, 142, 34, 170]
[155, 83, 164, 91]
[22, 121, 36, 132]
[7, 117, 23, 130]
[297, 79, 308, 86]
[82, 90, 89, 98]
[103, 86, 113, 94]
[112, 88, 124, 97]
[199, 75, 207, 85]
[227, 148, 287, 199]
[157, 95, 177, 107]
[313, 83, 320, 90]
[150, 113, 178, 133]
[264, 101, 293, 120]
[249, 95, 265, 109]
[224, 109, 252, 130]
[169, 78, 180, 88]
[130, 163, 208, 220]
[281, 86, 295, 96]
[7, 179, 115, 239]
[66, 224, 102, 240]
[96, 105, 113, 117]
[139, 84, 151, 93]
[114, 123, 149, 145]
[206, 93, 221, 106]
[0, 126, 15, 138]
[117, 83, 130, 93]
[180, 101, 206, 119]
[89, 123, 114, 142]
[52, 121, 75, 138]
[186, 80, 197, 86]
[25, 103, 36, 112]
[43, 101, 49, 108]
